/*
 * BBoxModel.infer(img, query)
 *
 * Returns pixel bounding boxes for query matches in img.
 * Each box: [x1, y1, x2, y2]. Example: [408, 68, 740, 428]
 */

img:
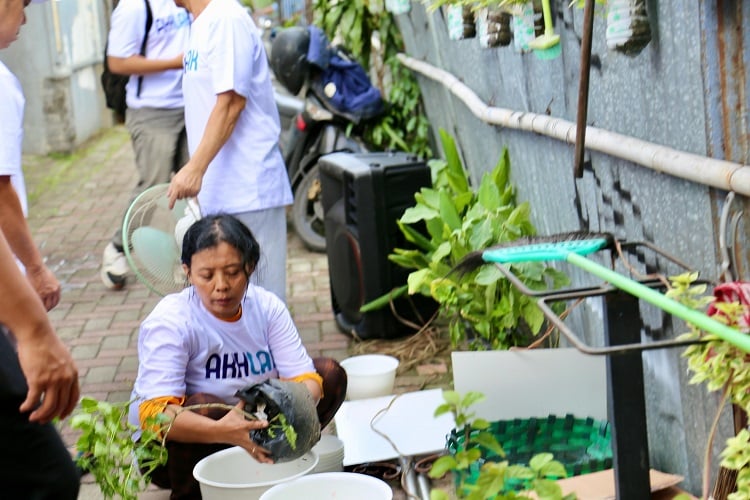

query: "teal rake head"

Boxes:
[481, 234, 613, 264]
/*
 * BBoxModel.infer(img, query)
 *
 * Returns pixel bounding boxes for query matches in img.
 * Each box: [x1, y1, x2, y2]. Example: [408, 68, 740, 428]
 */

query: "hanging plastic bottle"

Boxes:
[510, 2, 537, 53]
[478, 8, 511, 48]
[606, 0, 651, 55]
[446, 4, 473, 40]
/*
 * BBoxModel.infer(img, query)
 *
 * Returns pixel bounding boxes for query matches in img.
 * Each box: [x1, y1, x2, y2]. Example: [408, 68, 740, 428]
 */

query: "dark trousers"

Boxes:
[0, 331, 80, 500]
[151, 357, 348, 500]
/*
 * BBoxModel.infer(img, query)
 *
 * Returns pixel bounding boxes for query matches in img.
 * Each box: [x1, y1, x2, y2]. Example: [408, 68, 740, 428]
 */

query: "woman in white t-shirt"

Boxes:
[129, 214, 346, 499]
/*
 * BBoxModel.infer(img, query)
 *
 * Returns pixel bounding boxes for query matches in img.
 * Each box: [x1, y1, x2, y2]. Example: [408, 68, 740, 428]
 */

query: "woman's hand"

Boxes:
[217, 402, 274, 463]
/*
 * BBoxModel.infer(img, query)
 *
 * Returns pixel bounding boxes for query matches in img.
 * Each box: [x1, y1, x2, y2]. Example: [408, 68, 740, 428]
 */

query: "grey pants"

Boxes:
[112, 106, 189, 249]
[234, 206, 288, 303]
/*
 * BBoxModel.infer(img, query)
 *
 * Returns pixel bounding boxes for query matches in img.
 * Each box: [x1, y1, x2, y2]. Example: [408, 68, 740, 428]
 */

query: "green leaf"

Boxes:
[439, 191, 462, 230]
[475, 264, 503, 286]
[397, 220, 436, 252]
[429, 455, 457, 478]
[461, 391, 486, 408]
[438, 128, 469, 193]
[529, 452, 553, 472]
[401, 204, 438, 224]
[477, 172, 502, 210]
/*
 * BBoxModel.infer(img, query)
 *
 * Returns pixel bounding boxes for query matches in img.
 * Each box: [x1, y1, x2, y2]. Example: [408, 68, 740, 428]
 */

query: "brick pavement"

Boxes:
[23, 125, 450, 499]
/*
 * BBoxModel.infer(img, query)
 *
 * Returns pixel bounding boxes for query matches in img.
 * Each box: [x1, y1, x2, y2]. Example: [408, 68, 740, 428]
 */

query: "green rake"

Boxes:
[479, 236, 750, 354]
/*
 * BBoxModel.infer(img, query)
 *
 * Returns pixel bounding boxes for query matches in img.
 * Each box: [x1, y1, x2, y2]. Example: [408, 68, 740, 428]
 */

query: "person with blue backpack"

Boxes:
[100, 0, 191, 290]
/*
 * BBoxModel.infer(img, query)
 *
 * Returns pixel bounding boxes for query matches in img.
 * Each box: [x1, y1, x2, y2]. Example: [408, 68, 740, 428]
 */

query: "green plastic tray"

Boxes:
[447, 414, 612, 489]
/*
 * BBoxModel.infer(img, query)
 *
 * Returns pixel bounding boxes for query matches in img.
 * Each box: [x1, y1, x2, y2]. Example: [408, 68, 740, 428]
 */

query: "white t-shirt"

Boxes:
[0, 61, 28, 217]
[128, 284, 314, 427]
[107, 0, 190, 109]
[182, 0, 292, 215]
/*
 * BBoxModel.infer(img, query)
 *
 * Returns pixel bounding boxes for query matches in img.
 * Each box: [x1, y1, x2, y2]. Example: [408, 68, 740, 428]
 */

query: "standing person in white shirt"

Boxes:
[0, 0, 60, 311]
[100, 0, 191, 289]
[166, 0, 293, 302]
[0, 0, 80, 496]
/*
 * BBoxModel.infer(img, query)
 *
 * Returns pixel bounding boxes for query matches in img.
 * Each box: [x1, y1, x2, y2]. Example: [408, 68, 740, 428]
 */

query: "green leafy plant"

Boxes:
[669, 273, 750, 499]
[71, 396, 298, 499]
[312, 0, 431, 158]
[430, 390, 575, 499]
[70, 397, 169, 500]
[372, 129, 568, 350]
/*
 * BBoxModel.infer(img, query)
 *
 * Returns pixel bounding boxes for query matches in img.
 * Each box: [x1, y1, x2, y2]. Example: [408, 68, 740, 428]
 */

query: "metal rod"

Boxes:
[604, 291, 651, 498]
[574, 0, 596, 178]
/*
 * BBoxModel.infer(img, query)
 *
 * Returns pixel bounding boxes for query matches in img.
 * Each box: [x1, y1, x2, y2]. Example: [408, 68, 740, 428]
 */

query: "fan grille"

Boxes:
[122, 184, 199, 296]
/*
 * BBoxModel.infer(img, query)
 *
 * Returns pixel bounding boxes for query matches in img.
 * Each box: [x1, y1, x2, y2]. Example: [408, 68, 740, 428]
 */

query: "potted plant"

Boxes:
[429, 390, 576, 499]
[70, 396, 300, 499]
[364, 128, 568, 350]
[669, 274, 750, 500]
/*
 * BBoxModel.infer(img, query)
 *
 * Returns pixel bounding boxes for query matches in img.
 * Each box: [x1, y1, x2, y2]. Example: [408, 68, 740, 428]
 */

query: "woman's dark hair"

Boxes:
[181, 214, 261, 277]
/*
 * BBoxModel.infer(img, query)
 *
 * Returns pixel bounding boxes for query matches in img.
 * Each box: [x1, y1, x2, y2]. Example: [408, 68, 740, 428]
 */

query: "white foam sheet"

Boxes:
[334, 388, 456, 466]
[452, 348, 607, 422]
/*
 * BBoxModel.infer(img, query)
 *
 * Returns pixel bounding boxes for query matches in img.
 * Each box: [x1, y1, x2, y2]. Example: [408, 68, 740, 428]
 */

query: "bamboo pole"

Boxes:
[397, 53, 750, 197]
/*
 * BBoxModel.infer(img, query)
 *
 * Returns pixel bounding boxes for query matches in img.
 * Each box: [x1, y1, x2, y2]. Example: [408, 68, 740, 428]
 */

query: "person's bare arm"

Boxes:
[107, 54, 184, 76]
[167, 90, 247, 208]
[164, 401, 273, 462]
[0, 230, 79, 423]
[0, 176, 60, 311]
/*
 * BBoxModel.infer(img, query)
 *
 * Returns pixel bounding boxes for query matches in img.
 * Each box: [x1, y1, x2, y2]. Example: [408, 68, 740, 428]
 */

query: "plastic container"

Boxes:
[311, 434, 345, 473]
[259, 471, 393, 500]
[193, 446, 318, 500]
[340, 354, 399, 400]
[447, 414, 612, 493]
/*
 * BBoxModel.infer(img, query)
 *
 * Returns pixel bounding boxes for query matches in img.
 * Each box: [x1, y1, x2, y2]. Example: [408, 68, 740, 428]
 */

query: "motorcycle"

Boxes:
[270, 26, 384, 252]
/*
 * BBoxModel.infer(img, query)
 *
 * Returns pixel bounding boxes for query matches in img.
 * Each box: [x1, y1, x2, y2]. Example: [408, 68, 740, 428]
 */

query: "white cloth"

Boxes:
[182, 0, 292, 215]
[107, 0, 190, 109]
[0, 62, 28, 216]
[128, 284, 314, 427]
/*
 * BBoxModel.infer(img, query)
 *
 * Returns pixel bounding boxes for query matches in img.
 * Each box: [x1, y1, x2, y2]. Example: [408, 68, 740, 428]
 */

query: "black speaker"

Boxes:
[319, 151, 437, 340]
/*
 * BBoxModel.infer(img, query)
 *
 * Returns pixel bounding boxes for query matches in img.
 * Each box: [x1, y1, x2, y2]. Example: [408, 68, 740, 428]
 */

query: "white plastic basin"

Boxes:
[193, 446, 318, 500]
[340, 354, 399, 400]
[259, 471, 393, 500]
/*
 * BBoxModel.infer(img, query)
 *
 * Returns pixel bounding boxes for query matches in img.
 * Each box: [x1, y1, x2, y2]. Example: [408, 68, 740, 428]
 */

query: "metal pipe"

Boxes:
[396, 53, 750, 197]
[573, 0, 596, 178]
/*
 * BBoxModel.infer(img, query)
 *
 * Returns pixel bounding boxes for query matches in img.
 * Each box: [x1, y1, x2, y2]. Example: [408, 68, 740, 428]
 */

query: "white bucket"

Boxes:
[259, 471, 393, 500]
[311, 434, 345, 473]
[340, 354, 399, 400]
[193, 446, 319, 500]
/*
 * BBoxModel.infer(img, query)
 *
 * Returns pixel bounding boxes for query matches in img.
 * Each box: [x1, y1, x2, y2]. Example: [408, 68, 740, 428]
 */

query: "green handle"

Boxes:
[566, 252, 750, 353]
[540, 0, 554, 35]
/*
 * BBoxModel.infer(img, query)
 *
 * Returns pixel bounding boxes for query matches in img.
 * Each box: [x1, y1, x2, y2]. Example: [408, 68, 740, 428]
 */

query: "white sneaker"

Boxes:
[101, 242, 129, 290]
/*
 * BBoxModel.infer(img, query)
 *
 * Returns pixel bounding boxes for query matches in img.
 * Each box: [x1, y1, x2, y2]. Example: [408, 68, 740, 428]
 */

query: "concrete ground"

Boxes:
[23, 126, 451, 499]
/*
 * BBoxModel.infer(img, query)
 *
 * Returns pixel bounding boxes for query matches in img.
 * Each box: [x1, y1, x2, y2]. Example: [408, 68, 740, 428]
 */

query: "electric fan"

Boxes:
[122, 183, 201, 296]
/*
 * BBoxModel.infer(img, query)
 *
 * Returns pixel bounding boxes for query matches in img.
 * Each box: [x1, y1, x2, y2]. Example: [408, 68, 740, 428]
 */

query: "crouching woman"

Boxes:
[128, 214, 346, 499]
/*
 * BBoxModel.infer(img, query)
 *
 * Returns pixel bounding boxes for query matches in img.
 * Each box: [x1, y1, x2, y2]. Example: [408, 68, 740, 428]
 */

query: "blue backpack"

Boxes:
[306, 26, 384, 123]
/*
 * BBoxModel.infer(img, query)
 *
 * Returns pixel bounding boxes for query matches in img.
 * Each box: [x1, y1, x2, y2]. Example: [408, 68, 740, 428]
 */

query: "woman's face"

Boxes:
[0, 0, 29, 50]
[184, 241, 251, 320]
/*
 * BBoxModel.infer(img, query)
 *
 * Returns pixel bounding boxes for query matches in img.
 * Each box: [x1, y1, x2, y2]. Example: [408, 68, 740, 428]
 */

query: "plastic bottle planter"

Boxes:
[445, 4, 475, 40]
[510, 2, 540, 52]
[477, 8, 512, 48]
[606, 0, 651, 55]
[385, 0, 410, 15]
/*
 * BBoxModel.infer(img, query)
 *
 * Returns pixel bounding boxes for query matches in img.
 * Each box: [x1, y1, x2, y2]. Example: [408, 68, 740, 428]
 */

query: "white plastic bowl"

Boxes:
[259, 471, 393, 500]
[193, 446, 319, 500]
[340, 354, 399, 400]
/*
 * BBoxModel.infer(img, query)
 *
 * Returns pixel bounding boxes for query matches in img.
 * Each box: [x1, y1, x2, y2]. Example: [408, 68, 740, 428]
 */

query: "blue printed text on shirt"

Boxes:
[205, 350, 274, 379]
